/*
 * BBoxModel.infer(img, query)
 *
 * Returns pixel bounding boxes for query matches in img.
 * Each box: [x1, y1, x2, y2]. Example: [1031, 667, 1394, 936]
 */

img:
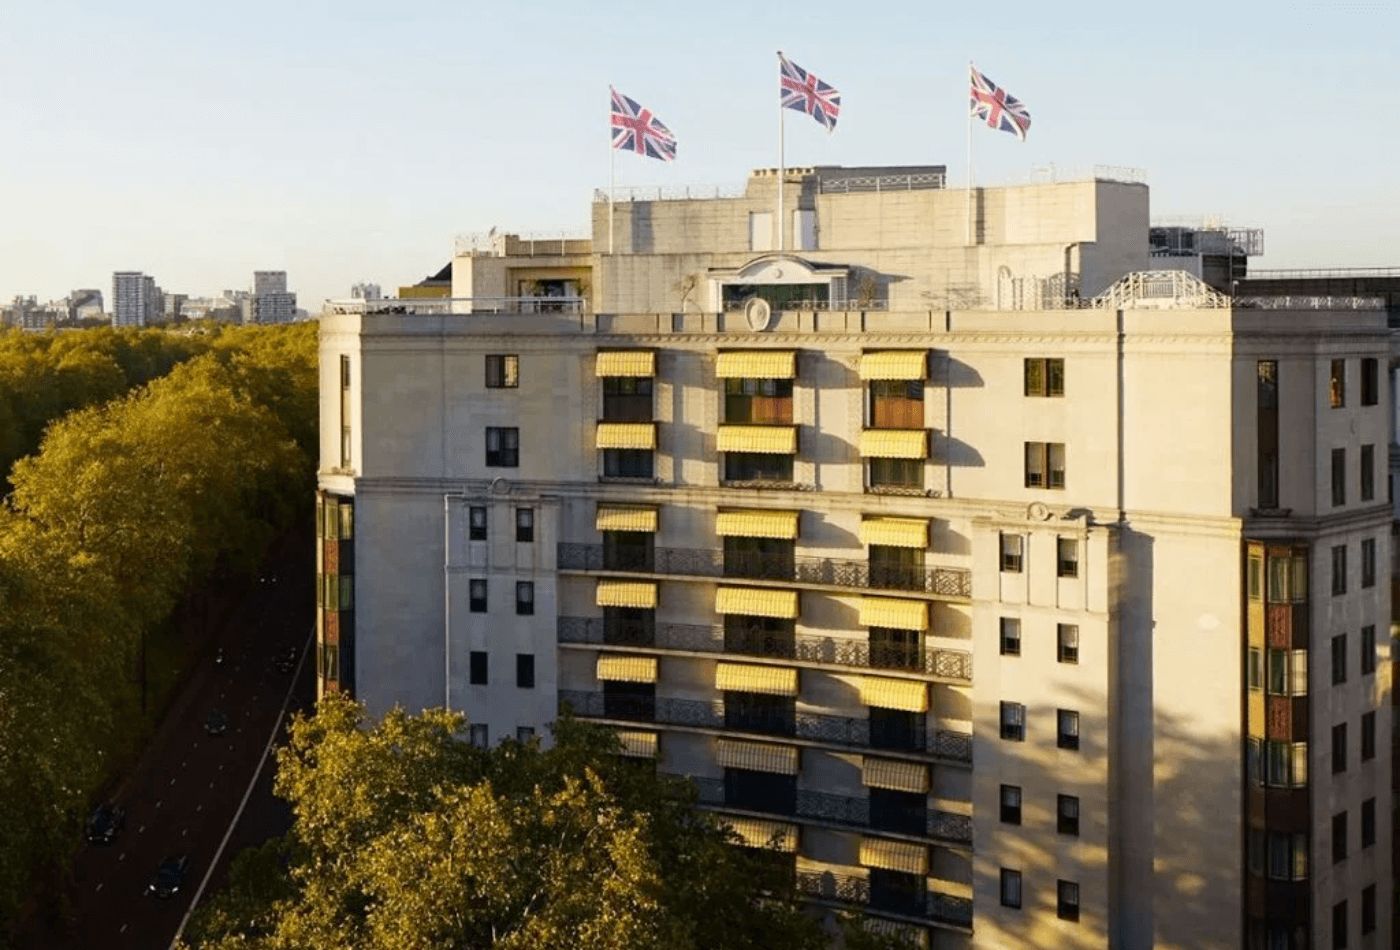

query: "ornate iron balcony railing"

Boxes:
[683, 775, 973, 847]
[558, 616, 972, 683]
[795, 870, 974, 929]
[557, 543, 971, 599]
[558, 690, 973, 764]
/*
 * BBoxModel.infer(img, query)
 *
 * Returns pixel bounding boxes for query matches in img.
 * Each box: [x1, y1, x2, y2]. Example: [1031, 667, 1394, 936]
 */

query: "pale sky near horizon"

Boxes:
[0, 0, 1395, 308]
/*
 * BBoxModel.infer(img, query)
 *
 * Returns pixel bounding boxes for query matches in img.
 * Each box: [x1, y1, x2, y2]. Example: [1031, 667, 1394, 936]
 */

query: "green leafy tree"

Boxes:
[186, 697, 827, 950]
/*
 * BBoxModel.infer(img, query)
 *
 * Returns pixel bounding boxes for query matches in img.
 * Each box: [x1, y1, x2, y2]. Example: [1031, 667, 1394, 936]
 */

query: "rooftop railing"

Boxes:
[796, 870, 974, 929]
[324, 296, 587, 316]
[816, 172, 946, 193]
[594, 183, 749, 203]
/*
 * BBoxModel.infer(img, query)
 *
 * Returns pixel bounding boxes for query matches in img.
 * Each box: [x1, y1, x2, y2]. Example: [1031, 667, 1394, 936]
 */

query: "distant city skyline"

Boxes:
[1, 0, 1395, 307]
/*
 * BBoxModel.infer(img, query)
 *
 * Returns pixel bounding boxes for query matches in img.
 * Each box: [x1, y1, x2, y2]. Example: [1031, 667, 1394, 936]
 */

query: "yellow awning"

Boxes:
[858, 429, 927, 459]
[858, 517, 928, 549]
[717, 425, 797, 455]
[716, 662, 798, 697]
[862, 757, 930, 794]
[725, 817, 799, 852]
[716, 738, 799, 775]
[616, 730, 658, 758]
[596, 506, 658, 533]
[596, 654, 657, 683]
[715, 350, 797, 379]
[596, 581, 658, 609]
[856, 676, 928, 712]
[715, 586, 799, 620]
[858, 597, 928, 631]
[859, 351, 927, 381]
[859, 838, 928, 876]
[596, 423, 656, 450]
[596, 350, 655, 377]
[716, 509, 799, 540]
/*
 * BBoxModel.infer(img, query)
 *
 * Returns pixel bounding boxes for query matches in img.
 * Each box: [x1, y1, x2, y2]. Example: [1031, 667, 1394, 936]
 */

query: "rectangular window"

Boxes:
[1247, 647, 1262, 689]
[1000, 784, 1022, 824]
[1361, 624, 1376, 675]
[866, 456, 921, 491]
[515, 581, 535, 616]
[999, 869, 1022, 909]
[517, 726, 536, 743]
[748, 211, 774, 251]
[1267, 649, 1308, 696]
[1264, 740, 1309, 787]
[1000, 702, 1025, 741]
[469, 651, 487, 685]
[485, 426, 520, 467]
[1267, 832, 1308, 881]
[339, 355, 352, 469]
[1057, 794, 1080, 836]
[1332, 899, 1347, 949]
[1362, 798, 1375, 848]
[1332, 448, 1346, 506]
[469, 723, 488, 748]
[999, 617, 1021, 657]
[1257, 360, 1279, 508]
[1361, 539, 1375, 588]
[1333, 722, 1347, 774]
[1361, 444, 1375, 501]
[602, 376, 654, 422]
[604, 448, 655, 479]
[1024, 358, 1065, 397]
[1057, 624, 1080, 664]
[1332, 811, 1347, 863]
[867, 379, 924, 428]
[338, 576, 354, 611]
[1057, 880, 1080, 923]
[485, 354, 519, 389]
[469, 578, 487, 613]
[516, 653, 535, 689]
[1361, 357, 1378, 406]
[1362, 884, 1376, 935]
[469, 506, 487, 541]
[1361, 711, 1375, 761]
[1024, 441, 1067, 489]
[1057, 709, 1080, 751]
[516, 508, 535, 543]
[1332, 545, 1347, 595]
[725, 377, 794, 424]
[1057, 538, 1079, 578]
[1330, 359, 1346, 408]
[1000, 534, 1024, 573]
[1332, 634, 1347, 685]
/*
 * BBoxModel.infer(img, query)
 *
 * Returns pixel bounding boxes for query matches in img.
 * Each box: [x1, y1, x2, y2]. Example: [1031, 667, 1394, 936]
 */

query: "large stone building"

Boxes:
[316, 166, 1394, 948]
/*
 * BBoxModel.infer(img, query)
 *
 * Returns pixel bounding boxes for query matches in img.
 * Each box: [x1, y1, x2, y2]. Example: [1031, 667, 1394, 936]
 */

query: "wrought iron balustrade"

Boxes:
[557, 617, 972, 683]
[795, 871, 974, 928]
[557, 543, 971, 599]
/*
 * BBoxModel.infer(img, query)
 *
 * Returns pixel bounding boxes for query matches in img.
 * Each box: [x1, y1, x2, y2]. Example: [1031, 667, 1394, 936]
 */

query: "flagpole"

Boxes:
[777, 51, 785, 253]
[608, 89, 616, 256]
[965, 62, 974, 247]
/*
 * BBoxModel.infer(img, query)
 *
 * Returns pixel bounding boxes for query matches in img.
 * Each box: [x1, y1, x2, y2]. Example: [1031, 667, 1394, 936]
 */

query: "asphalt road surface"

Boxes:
[20, 529, 315, 950]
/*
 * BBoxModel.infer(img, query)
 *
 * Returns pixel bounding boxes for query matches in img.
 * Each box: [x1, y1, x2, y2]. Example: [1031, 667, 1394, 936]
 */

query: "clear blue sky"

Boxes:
[1, 0, 1395, 307]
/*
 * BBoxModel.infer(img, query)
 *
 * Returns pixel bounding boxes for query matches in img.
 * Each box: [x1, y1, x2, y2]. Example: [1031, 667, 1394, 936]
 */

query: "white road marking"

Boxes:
[117, 853, 125, 862]
[181, 828, 187, 837]
[155, 800, 162, 809]
[196, 804, 202, 813]
[95, 883, 103, 893]
[138, 825, 145, 834]
[120, 923, 128, 934]
[169, 778, 176, 786]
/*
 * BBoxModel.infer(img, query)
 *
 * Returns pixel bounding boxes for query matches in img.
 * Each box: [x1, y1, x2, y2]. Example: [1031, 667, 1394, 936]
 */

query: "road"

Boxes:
[19, 528, 315, 950]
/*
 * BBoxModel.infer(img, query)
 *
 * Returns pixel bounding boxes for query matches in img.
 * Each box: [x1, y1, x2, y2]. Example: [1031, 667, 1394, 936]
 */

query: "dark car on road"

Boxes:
[85, 803, 125, 845]
[204, 709, 229, 737]
[145, 855, 189, 899]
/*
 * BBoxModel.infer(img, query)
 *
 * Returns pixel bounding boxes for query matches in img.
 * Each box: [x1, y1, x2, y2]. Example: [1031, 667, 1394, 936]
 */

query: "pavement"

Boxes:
[17, 528, 316, 950]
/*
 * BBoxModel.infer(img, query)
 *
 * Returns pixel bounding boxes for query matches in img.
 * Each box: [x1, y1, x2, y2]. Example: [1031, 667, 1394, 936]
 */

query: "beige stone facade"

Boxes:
[317, 167, 1393, 948]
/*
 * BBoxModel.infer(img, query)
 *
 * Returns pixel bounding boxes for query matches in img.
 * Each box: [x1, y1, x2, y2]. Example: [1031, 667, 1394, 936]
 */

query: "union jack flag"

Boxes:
[969, 65, 1031, 140]
[779, 53, 840, 132]
[610, 87, 677, 161]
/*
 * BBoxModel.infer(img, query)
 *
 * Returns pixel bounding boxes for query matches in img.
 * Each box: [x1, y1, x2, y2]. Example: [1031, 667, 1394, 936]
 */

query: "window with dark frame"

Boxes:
[516, 653, 535, 689]
[1024, 358, 1065, 397]
[515, 581, 534, 616]
[1361, 539, 1375, 588]
[1362, 797, 1375, 848]
[485, 426, 520, 467]
[999, 784, 1022, 824]
[999, 869, 1022, 909]
[469, 651, 487, 685]
[1361, 357, 1378, 406]
[339, 354, 353, 468]
[1057, 537, 1079, 578]
[1058, 624, 1080, 664]
[1332, 811, 1347, 863]
[1331, 448, 1346, 506]
[1000, 533, 1024, 573]
[1330, 359, 1345, 408]
[469, 578, 487, 613]
[1333, 899, 1347, 949]
[1332, 634, 1347, 685]
[1362, 624, 1376, 675]
[1057, 794, 1080, 836]
[1362, 711, 1375, 760]
[1361, 444, 1375, 501]
[1362, 884, 1376, 935]
[1333, 722, 1347, 774]
[1057, 709, 1080, 751]
[516, 508, 535, 543]
[1000, 702, 1025, 741]
[1257, 360, 1279, 508]
[517, 726, 536, 743]
[469, 506, 487, 541]
[485, 354, 519, 389]
[469, 723, 489, 748]
[999, 617, 1021, 656]
[1332, 544, 1347, 595]
[1024, 441, 1066, 489]
[1057, 880, 1080, 922]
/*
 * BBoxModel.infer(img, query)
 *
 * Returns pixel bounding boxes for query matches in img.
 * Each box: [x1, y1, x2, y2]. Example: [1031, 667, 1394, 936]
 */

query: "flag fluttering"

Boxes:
[610, 87, 677, 161]
[969, 65, 1031, 140]
[779, 54, 841, 132]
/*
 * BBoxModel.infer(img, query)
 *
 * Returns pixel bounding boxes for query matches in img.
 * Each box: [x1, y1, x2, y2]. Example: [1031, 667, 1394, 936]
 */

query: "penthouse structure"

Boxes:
[316, 166, 1393, 948]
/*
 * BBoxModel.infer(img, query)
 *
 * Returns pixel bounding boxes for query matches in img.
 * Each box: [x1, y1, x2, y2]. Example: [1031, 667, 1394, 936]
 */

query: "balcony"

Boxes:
[683, 775, 972, 848]
[558, 543, 971, 600]
[795, 870, 973, 930]
[558, 617, 973, 683]
[558, 690, 973, 764]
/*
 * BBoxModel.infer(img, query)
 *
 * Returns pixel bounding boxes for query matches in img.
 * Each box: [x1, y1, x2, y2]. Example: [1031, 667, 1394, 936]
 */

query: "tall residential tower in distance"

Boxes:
[111, 271, 161, 327]
[315, 165, 1394, 949]
[242, 270, 298, 324]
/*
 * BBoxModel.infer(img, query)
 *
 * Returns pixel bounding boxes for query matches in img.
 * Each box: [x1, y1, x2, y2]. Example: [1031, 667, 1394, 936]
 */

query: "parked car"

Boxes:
[204, 709, 229, 737]
[85, 803, 126, 845]
[145, 855, 189, 899]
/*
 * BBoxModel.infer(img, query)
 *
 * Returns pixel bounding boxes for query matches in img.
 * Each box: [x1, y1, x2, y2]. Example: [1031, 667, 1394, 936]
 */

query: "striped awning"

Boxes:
[858, 429, 927, 459]
[596, 350, 655, 377]
[725, 817, 799, 852]
[596, 581, 658, 609]
[715, 350, 796, 379]
[858, 597, 928, 631]
[716, 738, 799, 775]
[859, 838, 928, 876]
[616, 730, 658, 758]
[856, 676, 928, 713]
[716, 662, 798, 697]
[858, 517, 928, 549]
[596, 506, 658, 533]
[596, 654, 658, 684]
[717, 425, 797, 455]
[859, 351, 927, 381]
[862, 757, 930, 794]
[715, 586, 799, 620]
[596, 423, 656, 450]
[715, 509, 799, 540]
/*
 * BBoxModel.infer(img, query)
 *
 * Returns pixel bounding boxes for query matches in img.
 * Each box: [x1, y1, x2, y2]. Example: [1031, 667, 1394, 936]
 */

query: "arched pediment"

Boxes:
[713, 253, 850, 285]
